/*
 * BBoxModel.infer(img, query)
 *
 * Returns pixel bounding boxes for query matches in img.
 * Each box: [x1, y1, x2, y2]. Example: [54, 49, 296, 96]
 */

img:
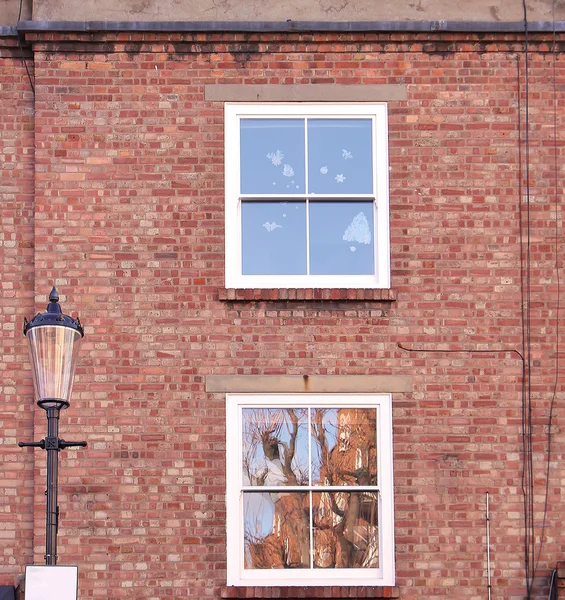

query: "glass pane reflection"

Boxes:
[309, 202, 375, 275]
[311, 408, 378, 486]
[308, 119, 373, 195]
[313, 492, 379, 568]
[240, 119, 305, 195]
[242, 202, 307, 275]
[240, 405, 381, 572]
[244, 492, 310, 569]
[242, 408, 308, 486]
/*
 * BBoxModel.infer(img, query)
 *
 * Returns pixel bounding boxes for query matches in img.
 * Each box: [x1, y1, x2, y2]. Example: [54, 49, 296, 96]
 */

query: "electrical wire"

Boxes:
[486, 492, 492, 600]
[519, 2, 535, 596]
[515, 33, 531, 600]
[397, 343, 524, 362]
[397, 340, 532, 598]
[534, 0, 561, 582]
[547, 569, 557, 600]
[16, 0, 35, 95]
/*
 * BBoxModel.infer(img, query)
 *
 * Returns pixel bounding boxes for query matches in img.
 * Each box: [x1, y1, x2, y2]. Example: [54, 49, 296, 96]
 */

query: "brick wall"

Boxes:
[1, 30, 564, 599]
[0, 37, 35, 584]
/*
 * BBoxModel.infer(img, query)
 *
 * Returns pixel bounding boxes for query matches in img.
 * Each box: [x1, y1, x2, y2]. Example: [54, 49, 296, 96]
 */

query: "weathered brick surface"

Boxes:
[0, 39, 36, 582]
[1, 30, 564, 600]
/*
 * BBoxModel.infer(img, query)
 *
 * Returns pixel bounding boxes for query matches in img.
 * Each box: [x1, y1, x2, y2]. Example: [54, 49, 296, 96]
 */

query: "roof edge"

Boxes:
[0, 26, 18, 36]
[15, 19, 565, 34]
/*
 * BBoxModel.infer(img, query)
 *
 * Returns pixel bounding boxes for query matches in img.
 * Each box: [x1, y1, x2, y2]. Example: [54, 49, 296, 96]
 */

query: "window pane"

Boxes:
[313, 491, 379, 568]
[242, 202, 307, 275]
[307, 119, 373, 195]
[244, 491, 310, 569]
[311, 408, 378, 486]
[309, 202, 375, 275]
[240, 119, 305, 195]
[242, 408, 309, 486]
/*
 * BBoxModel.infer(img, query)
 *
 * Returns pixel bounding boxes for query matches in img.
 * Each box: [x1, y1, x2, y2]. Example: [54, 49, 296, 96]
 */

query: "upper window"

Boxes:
[224, 104, 390, 289]
[226, 394, 395, 587]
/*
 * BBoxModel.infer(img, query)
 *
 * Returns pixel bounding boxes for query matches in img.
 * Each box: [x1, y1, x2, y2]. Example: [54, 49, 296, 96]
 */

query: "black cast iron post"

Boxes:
[45, 407, 60, 566]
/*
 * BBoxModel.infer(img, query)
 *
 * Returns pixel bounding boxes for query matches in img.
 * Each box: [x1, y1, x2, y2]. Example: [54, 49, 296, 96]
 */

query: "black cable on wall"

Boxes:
[16, 0, 34, 95]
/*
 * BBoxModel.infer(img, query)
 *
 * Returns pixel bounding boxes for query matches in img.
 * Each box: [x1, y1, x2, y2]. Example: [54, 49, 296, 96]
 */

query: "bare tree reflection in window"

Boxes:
[242, 407, 379, 570]
[243, 408, 310, 568]
[311, 408, 379, 569]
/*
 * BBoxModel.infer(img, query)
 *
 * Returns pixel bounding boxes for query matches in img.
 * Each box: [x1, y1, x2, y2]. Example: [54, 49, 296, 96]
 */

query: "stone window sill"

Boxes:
[218, 288, 397, 302]
[221, 586, 400, 598]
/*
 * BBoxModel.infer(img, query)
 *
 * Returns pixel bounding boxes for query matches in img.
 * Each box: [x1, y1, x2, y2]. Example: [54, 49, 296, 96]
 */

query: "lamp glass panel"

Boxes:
[26, 325, 82, 408]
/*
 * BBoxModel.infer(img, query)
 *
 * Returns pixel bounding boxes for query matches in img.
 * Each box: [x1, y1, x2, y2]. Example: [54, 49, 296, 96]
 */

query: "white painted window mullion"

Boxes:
[304, 117, 310, 275]
[308, 408, 314, 568]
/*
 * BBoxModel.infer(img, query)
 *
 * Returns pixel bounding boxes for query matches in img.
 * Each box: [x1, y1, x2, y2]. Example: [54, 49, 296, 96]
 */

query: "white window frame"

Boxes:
[224, 104, 390, 289]
[226, 393, 395, 587]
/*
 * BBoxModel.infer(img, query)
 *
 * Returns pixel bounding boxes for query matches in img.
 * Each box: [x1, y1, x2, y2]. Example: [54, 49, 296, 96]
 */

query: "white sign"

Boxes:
[25, 566, 78, 600]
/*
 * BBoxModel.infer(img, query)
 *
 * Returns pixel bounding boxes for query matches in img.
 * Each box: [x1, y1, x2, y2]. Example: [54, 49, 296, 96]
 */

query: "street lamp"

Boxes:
[19, 287, 86, 566]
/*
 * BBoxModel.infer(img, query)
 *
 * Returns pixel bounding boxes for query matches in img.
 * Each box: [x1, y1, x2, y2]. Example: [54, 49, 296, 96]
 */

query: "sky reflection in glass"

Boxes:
[309, 202, 374, 275]
[308, 119, 373, 195]
[242, 201, 374, 276]
[239, 116, 376, 277]
[242, 201, 307, 275]
[240, 119, 305, 195]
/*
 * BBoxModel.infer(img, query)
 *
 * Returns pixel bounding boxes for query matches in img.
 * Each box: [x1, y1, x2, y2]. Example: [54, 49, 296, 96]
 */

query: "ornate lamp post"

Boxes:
[19, 287, 86, 566]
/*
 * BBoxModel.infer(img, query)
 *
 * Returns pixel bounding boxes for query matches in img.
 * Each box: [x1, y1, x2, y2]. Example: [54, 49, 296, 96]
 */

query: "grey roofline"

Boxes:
[3, 20, 565, 38]
[10, 19, 565, 34]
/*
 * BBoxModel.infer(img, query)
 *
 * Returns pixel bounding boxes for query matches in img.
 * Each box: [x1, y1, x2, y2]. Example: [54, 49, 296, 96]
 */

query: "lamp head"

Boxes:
[24, 287, 84, 410]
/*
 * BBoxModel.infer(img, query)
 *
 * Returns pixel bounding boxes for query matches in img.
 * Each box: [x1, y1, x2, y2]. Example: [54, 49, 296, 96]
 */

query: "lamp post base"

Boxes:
[25, 566, 78, 600]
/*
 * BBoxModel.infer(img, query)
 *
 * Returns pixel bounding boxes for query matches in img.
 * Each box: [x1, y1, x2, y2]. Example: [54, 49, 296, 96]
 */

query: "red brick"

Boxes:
[1, 28, 564, 600]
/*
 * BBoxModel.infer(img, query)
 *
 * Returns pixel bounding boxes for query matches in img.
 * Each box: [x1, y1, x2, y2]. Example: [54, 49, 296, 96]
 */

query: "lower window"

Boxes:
[226, 394, 395, 587]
